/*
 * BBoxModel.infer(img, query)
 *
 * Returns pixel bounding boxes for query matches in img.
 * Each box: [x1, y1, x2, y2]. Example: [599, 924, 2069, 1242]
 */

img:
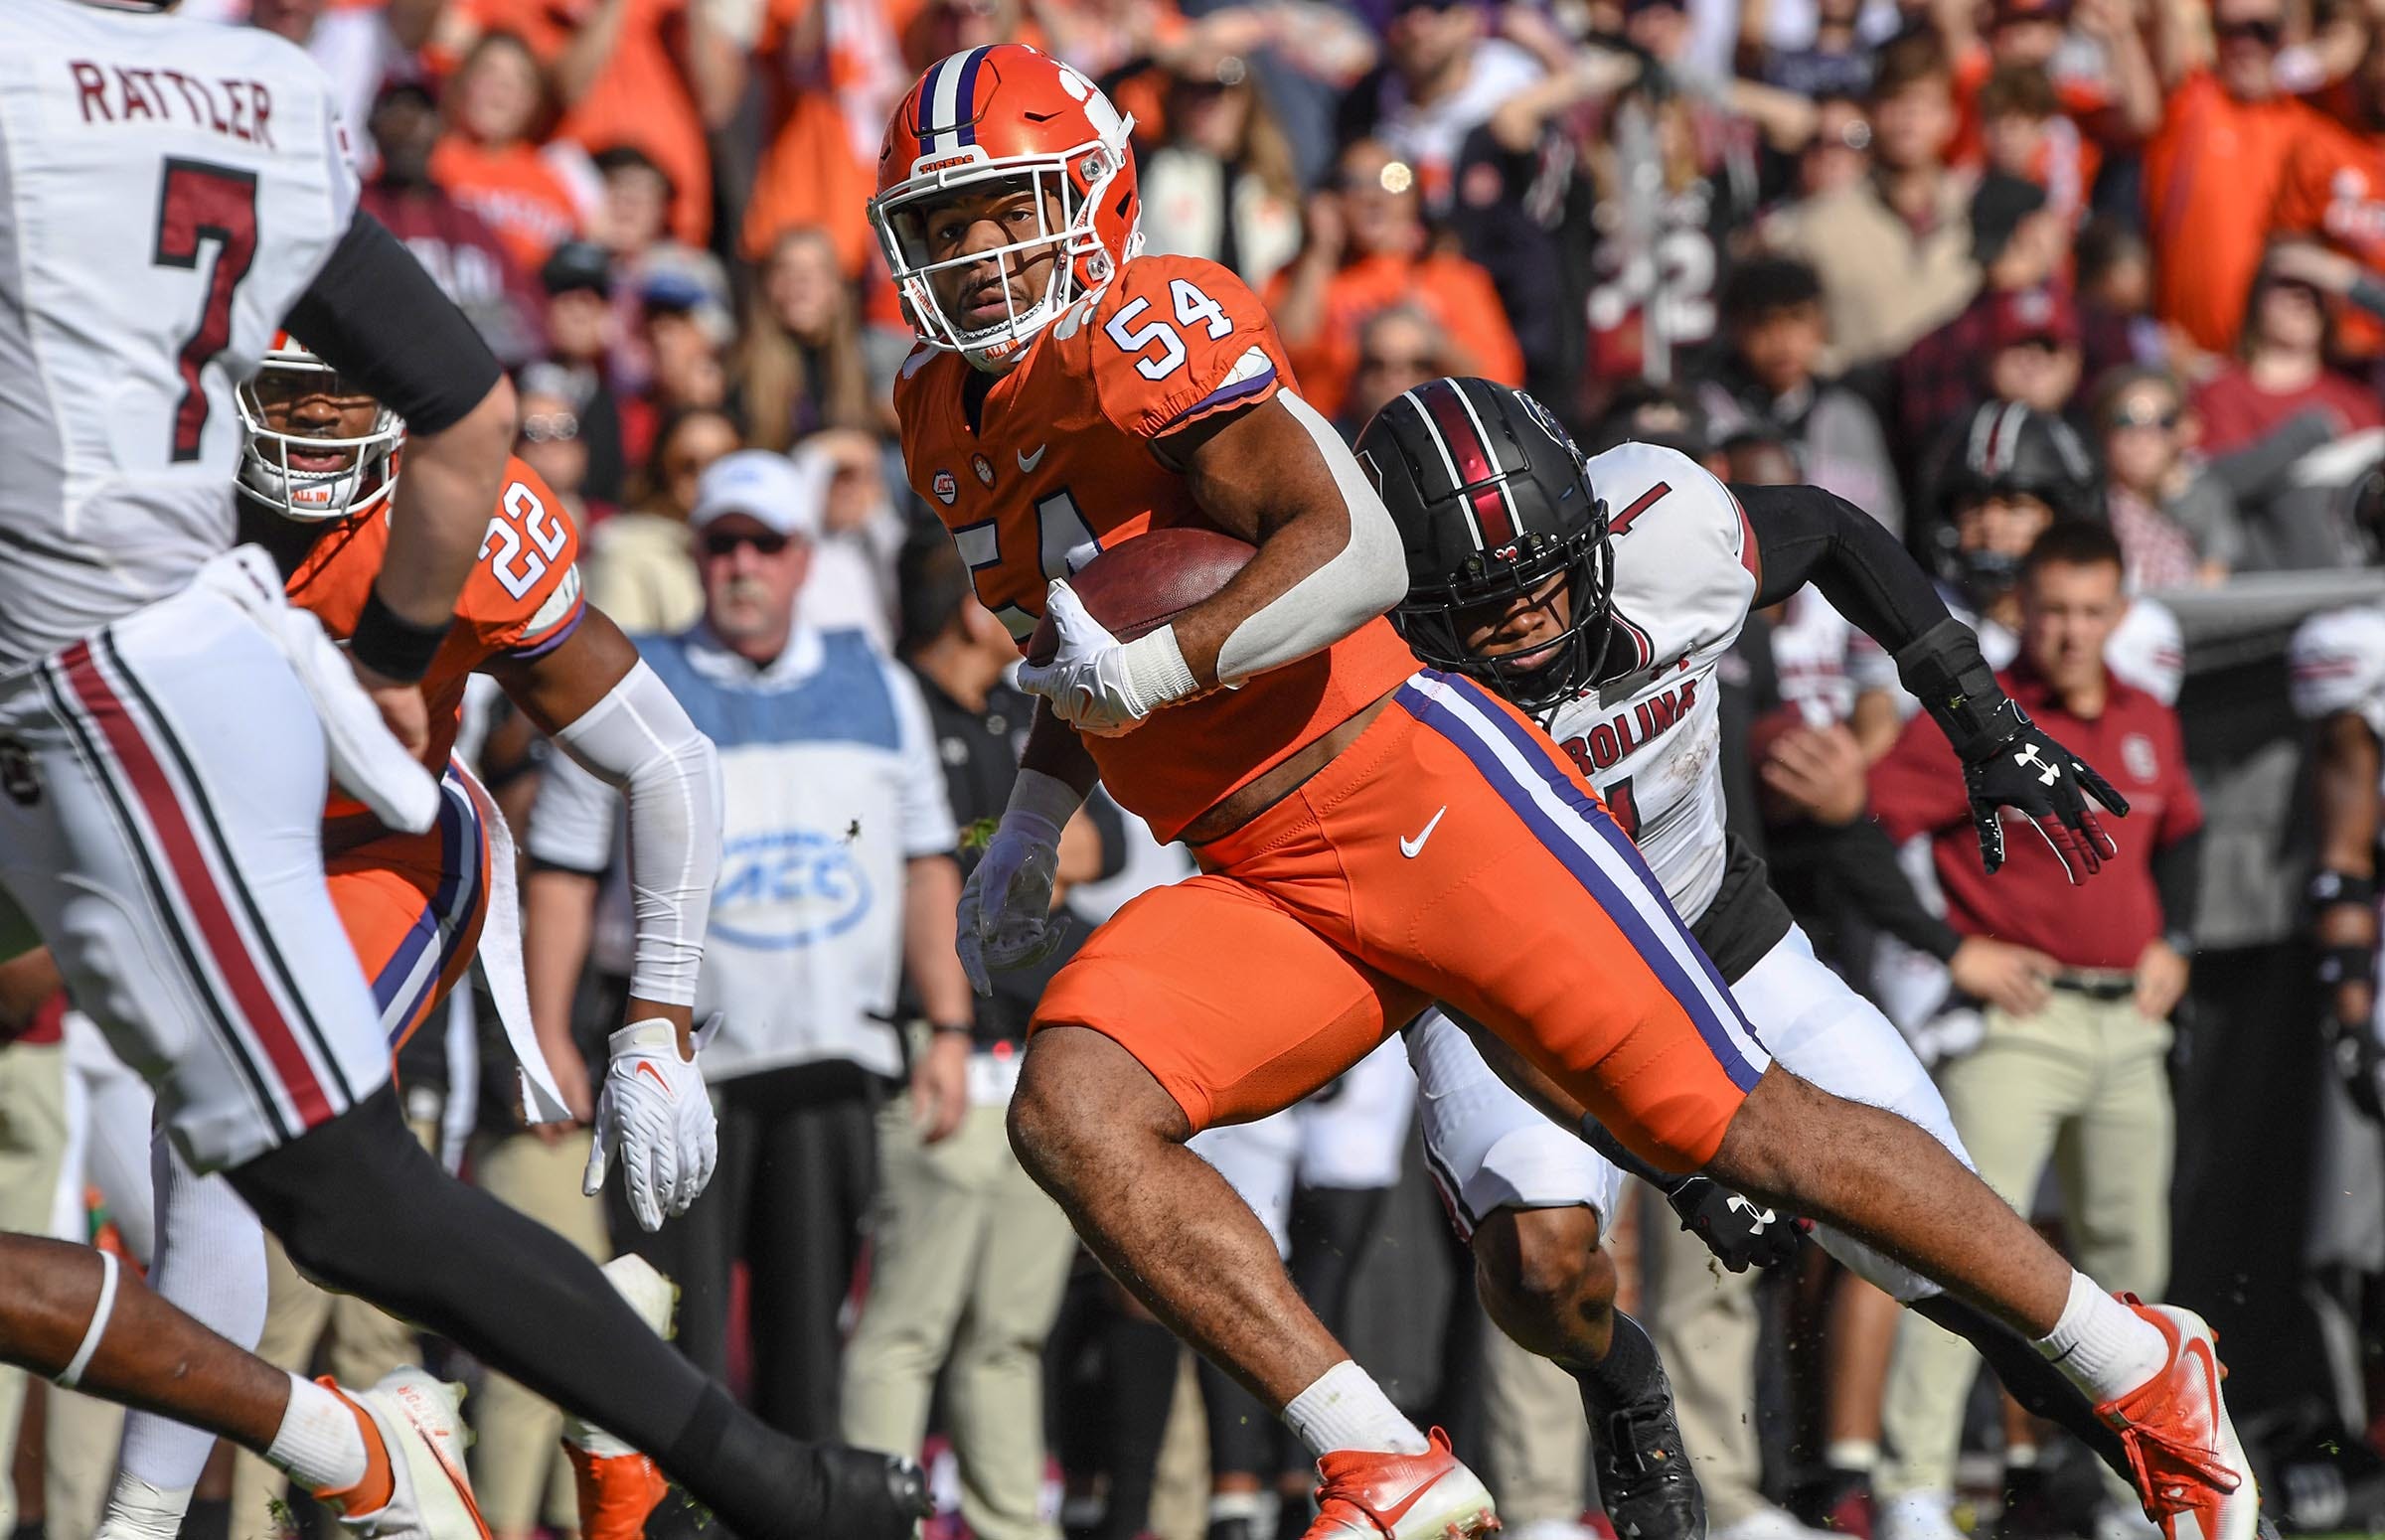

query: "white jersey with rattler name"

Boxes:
[1540, 441, 1757, 927]
[0, 0, 361, 668]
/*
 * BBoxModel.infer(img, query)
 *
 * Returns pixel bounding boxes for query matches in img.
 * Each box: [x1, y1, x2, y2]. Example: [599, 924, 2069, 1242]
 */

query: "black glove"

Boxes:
[1666, 1175, 1807, 1272]
[1957, 698, 2130, 882]
[1897, 620, 2129, 883]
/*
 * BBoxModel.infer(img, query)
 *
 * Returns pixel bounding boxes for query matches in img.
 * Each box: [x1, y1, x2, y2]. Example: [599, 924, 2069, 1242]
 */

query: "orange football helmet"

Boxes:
[869, 44, 1141, 372]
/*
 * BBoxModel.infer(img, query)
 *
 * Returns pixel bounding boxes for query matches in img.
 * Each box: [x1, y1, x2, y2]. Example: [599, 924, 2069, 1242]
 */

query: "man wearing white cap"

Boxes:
[525, 448, 974, 1443]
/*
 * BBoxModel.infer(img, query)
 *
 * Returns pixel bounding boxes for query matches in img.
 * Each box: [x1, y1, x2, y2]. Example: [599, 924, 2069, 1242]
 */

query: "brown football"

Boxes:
[1025, 527, 1256, 664]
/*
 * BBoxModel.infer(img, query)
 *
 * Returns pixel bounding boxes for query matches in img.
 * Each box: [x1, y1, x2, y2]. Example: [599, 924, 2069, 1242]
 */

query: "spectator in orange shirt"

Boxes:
[2144, 0, 2322, 353]
[1338, 305, 1456, 438]
[444, 0, 739, 247]
[738, 0, 918, 272]
[1949, 0, 2162, 173]
[430, 31, 595, 273]
[1264, 137, 1523, 420]
[2269, 27, 2385, 359]
[1976, 63, 2098, 228]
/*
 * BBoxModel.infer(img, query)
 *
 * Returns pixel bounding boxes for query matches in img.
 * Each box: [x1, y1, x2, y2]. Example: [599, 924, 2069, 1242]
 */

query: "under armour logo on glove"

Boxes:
[1667, 1175, 1809, 1273]
[2012, 742, 2059, 787]
[1962, 700, 2129, 885]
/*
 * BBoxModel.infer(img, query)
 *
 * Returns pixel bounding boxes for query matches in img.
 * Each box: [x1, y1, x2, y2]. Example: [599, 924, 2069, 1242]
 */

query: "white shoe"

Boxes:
[2092, 1301, 2260, 1540]
[1303, 1430, 1499, 1539]
[1877, 1490, 1966, 1540]
[337, 1368, 489, 1539]
[1709, 1506, 1839, 1540]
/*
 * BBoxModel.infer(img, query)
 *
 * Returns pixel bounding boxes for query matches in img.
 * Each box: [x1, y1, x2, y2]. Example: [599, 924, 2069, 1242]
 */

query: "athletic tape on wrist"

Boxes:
[55, 1249, 119, 1389]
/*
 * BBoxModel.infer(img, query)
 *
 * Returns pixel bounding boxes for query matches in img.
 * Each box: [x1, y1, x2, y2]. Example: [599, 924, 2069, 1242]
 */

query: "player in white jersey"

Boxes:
[1353, 379, 2250, 1540]
[2290, 606, 2385, 1137]
[0, 6, 924, 1538]
[2286, 604, 2385, 1489]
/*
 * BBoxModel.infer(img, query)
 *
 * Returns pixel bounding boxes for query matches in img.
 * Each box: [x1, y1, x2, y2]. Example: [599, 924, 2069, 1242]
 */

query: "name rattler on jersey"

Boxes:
[1542, 441, 1757, 925]
[0, 1, 360, 667]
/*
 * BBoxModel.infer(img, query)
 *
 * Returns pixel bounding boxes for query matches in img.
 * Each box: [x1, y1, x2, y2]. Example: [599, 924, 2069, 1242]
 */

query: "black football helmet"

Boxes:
[1931, 400, 2099, 603]
[1356, 378, 1615, 716]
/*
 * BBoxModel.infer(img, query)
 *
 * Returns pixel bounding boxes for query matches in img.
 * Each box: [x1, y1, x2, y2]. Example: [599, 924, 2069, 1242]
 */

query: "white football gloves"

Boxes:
[584, 1017, 717, 1232]
[1015, 580, 1198, 736]
[958, 768, 1083, 996]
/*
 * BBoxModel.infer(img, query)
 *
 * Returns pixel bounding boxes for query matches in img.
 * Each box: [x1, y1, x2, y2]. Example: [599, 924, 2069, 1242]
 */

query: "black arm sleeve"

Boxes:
[2151, 826, 2204, 941]
[1740, 481, 1957, 651]
[1818, 816, 1966, 962]
[281, 211, 503, 436]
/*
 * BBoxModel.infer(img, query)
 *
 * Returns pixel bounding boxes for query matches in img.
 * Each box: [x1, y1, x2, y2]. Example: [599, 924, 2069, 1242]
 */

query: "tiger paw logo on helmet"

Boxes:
[868, 45, 1146, 375]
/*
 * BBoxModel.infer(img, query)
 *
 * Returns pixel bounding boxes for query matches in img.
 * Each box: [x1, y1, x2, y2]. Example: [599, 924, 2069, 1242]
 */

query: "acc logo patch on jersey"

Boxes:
[932, 469, 959, 505]
[972, 453, 997, 488]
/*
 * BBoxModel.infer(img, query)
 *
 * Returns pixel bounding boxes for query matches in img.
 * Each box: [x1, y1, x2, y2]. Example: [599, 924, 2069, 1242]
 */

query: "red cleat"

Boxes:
[2095, 1299, 2259, 1540]
[1303, 1430, 1500, 1540]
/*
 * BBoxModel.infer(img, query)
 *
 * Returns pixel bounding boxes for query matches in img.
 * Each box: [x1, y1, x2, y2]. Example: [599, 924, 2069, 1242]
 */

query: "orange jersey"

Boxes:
[2273, 118, 2385, 358]
[894, 253, 1416, 841]
[284, 456, 586, 822]
[429, 137, 584, 274]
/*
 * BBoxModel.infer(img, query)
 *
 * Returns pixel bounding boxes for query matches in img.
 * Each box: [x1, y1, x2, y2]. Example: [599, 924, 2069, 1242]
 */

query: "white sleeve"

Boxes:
[2291, 607, 2385, 738]
[525, 744, 621, 874]
[1209, 390, 1410, 687]
[2107, 597, 2184, 707]
[886, 662, 960, 859]
[547, 659, 723, 1007]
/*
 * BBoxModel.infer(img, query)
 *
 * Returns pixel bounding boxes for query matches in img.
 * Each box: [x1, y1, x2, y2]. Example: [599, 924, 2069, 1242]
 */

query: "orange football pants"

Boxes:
[328, 765, 492, 1055]
[1034, 670, 1772, 1171]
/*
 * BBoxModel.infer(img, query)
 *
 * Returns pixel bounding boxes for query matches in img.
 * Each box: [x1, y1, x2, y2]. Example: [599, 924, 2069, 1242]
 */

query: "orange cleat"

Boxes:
[566, 1446, 672, 1540]
[1304, 1429, 1500, 1540]
[2094, 1299, 2259, 1540]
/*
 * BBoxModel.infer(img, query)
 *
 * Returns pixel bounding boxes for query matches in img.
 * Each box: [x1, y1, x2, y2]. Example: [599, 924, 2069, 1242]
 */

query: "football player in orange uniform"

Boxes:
[89, 340, 812, 1540]
[874, 44, 2259, 1540]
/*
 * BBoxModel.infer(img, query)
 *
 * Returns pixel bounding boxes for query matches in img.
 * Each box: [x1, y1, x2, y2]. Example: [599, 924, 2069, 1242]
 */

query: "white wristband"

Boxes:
[1119, 624, 1200, 715]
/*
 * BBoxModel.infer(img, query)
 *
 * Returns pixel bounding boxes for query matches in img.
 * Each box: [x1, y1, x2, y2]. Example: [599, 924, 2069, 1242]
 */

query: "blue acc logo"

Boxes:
[712, 829, 874, 949]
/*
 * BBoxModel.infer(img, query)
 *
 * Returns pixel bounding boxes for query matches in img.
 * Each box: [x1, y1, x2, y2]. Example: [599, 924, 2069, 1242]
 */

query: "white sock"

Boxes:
[267, 1374, 370, 1494]
[2034, 1273, 2169, 1402]
[94, 1476, 195, 1540]
[1282, 1361, 1429, 1458]
[1209, 1489, 1268, 1524]
[1825, 1438, 1879, 1472]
